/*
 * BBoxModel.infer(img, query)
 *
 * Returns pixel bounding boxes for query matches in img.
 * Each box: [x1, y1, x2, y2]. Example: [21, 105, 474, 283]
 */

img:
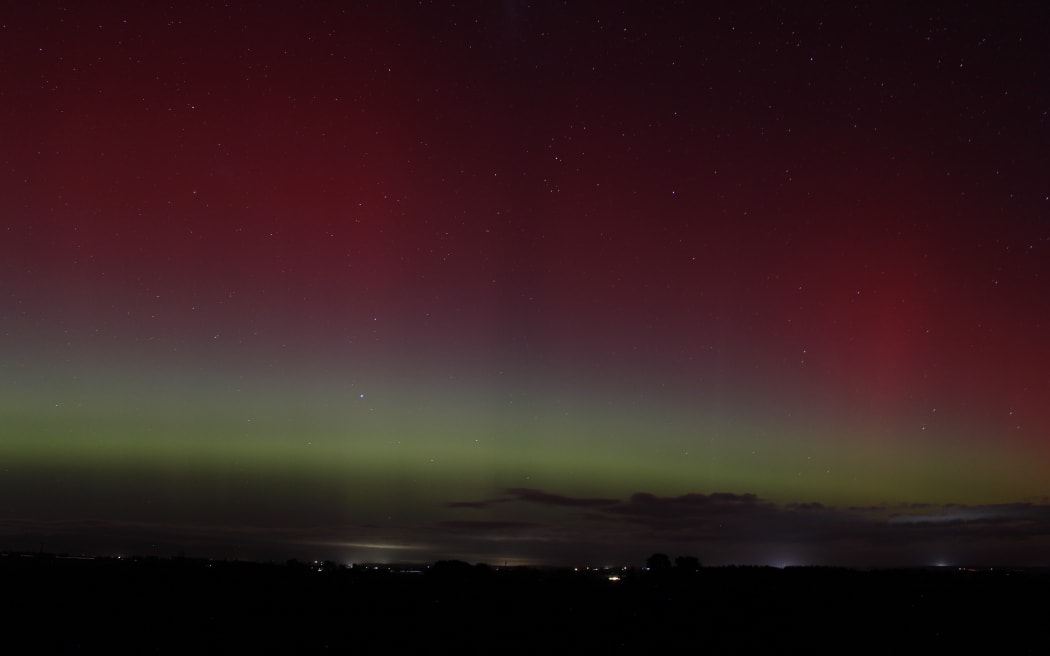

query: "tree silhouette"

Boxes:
[646, 553, 672, 571]
[675, 555, 701, 572]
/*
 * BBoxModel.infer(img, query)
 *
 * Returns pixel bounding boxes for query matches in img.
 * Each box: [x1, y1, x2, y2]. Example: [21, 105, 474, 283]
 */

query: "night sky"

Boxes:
[3, 1, 1049, 567]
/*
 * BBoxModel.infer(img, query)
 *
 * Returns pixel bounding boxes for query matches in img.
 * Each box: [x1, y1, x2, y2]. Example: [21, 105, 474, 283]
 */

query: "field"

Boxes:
[3, 554, 1043, 653]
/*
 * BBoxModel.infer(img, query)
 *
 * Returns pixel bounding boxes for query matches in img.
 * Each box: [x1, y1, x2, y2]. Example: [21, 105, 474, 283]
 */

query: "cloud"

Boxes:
[432, 520, 566, 547]
[787, 502, 826, 511]
[887, 503, 1048, 526]
[440, 488, 1050, 565]
[444, 499, 509, 509]
[603, 491, 766, 521]
[12, 491, 1050, 566]
[504, 488, 619, 508]
[436, 520, 545, 531]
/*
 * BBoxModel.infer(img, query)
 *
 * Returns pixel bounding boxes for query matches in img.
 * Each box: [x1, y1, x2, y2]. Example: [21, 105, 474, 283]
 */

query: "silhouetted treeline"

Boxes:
[1, 553, 1044, 654]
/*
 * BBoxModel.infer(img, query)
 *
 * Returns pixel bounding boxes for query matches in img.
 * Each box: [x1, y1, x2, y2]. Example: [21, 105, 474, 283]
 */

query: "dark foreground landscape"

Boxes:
[3, 552, 1045, 654]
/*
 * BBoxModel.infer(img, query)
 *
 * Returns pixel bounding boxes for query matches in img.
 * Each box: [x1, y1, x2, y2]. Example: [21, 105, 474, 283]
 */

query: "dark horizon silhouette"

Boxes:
[3, 549, 1043, 652]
